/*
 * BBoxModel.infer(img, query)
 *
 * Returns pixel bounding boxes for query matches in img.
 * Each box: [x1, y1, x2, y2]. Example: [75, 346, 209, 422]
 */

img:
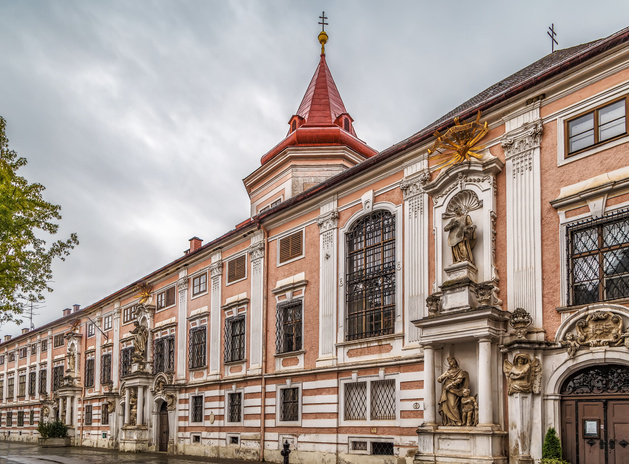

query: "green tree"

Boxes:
[0, 116, 78, 324]
[541, 427, 569, 464]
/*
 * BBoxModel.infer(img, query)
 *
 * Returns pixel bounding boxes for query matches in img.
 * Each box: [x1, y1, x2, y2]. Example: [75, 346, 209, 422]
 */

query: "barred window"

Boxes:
[18, 375, 26, 397]
[6, 411, 12, 426]
[122, 305, 137, 324]
[52, 366, 64, 392]
[279, 230, 303, 264]
[227, 255, 246, 283]
[7, 378, 14, 399]
[28, 372, 36, 396]
[279, 387, 299, 422]
[224, 315, 245, 363]
[191, 395, 203, 423]
[192, 273, 207, 296]
[53, 334, 64, 347]
[120, 347, 133, 378]
[41, 339, 48, 352]
[17, 411, 23, 427]
[276, 300, 302, 354]
[157, 287, 176, 310]
[567, 208, 629, 305]
[345, 210, 396, 341]
[84, 404, 92, 425]
[227, 392, 242, 423]
[188, 327, 207, 369]
[103, 315, 112, 331]
[344, 378, 396, 422]
[372, 442, 394, 455]
[85, 358, 95, 387]
[101, 354, 112, 385]
[154, 335, 175, 374]
[102, 403, 109, 425]
[29, 409, 34, 425]
[39, 370, 47, 395]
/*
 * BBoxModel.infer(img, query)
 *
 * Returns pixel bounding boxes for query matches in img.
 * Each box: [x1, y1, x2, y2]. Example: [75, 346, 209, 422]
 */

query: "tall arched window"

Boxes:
[345, 210, 396, 340]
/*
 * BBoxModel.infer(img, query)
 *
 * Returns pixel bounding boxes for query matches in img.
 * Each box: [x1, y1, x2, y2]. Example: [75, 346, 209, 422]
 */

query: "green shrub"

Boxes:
[540, 459, 570, 464]
[37, 420, 68, 439]
[541, 427, 569, 464]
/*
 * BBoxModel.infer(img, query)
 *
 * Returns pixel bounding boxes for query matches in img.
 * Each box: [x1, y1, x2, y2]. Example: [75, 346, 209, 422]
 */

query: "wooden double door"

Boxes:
[158, 401, 169, 452]
[562, 399, 629, 464]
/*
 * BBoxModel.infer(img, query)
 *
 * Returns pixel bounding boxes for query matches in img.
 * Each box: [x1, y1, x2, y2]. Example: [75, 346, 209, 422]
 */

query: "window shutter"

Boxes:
[227, 255, 246, 283]
[279, 230, 303, 264]
[165, 287, 176, 306]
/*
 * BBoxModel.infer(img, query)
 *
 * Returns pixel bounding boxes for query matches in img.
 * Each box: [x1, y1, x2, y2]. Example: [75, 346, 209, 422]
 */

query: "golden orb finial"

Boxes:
[318, 11, 328, 55]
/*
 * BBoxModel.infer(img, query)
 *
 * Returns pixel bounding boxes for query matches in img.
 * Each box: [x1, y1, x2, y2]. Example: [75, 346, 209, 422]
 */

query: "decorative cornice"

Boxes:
[317, 210, 339, 233]
[501, 120, 543, 160]
[248, 242, 265, 261]
[400, 171, 430, 201]
[210, 261, 223, 278]
[177, 277, 189, 291]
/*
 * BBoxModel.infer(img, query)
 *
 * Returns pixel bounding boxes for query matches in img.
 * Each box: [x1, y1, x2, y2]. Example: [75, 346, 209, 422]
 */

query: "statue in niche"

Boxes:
[437, 356, 471, 426]
[66, 348, 76, 374]
[444, 205, 477, 265]
[131, 320, 149, 364]
[460, 388, 478, 426]
[503, 354, 542, 395]
[128, 388, 137, 426]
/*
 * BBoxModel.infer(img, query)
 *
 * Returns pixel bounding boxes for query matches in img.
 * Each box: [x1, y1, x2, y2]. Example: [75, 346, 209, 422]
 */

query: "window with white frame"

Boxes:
[192, 273, 207, 296]
[343, 378, 396, 422]
[227, 255, 246, 284]
[566, 97, 627, 156]
[345, 210, 396, 341]
[84, 404, 92, 425]
[224, 315, 245, 363]
[227, 391, 242, 423]
[567, 208, 629, 305]
[153, 335, 175, 374]
[275, 300, 302, 354]
[85, 358, 95, 387]
[101, 353, 112, 385]
[278, 386, 300, 423]
[87, 323, 95, 337]
[122, 305, 137, 324]
[191, 395, 203, 423]
[103, 315, 112, 331]
[157, 287, 176, 310]
[188, 326, 207, 369]
[39, 369, 47, 395]
[278, 230, 303, 264]
[41, 339, 48, 352]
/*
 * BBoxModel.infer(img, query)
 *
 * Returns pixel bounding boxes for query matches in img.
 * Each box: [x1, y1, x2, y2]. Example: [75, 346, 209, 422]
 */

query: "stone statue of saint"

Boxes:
[128, 388, 137, 426]
[131, 321, 149, 363]
[437, 356, 470, 426]
[67, 349, 76, 374]
[444, 205, 477, 265]
[503, 354, 542, 395]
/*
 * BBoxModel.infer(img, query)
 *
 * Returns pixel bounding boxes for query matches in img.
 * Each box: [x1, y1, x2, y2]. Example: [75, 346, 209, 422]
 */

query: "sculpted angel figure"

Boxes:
[437, 356, 470, 426]
[460, 388, 478, 426]
[503, 354, 542, 395]
[444, 205, 477, 265]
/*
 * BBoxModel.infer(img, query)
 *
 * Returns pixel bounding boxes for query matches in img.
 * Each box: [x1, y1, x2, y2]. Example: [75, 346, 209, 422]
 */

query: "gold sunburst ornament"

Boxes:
[427, 111, 489, 170]
[136, 282, 153, 304]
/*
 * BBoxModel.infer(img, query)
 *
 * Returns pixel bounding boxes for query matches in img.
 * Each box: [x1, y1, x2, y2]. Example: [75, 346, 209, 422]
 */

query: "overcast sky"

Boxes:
[1, 1, 627, 335]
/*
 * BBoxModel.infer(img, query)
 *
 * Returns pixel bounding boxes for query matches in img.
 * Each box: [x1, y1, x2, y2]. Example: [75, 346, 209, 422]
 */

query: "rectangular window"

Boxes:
[102, 403, 109, 425]
[275, 300, 302, 354]
[19, 347, 27, 359]
[53, 334, 64, 348]
[192, 274, 207, 296]
[157, 287, 176, 309]
[346, 211, 396, 341]
[567, 97, 627, 155]
[279, 230, 303, 264]
[17, 411, 23, 427]
[6, 412, 12, 427]
[122, 305, 137, 324]
[120, 347, 133, 378]
[87, 323, 95, 337]
[227, 392, 242, 423]
[567, 208, 629, 305]
[39, 370, 47, 395]
[227, 255, 246, 283]
[30, 344, 37, 356]
[103, 315, 112, 331]
[224, 315, 245, 363]
[372, 442, 394, 455]
[28, 372, 36, 396]
[280, 387, 299, 422]
[41, 339, 48, 352]
[153, 336, 175, 374]
[191, 395, 203, 423]
[0, 381, 4, 400]
[188, 327, 207, 369]
[84, 404, 92, 425]
[18, 375, 26, 397]
[344, 378, 396, 422]
[101, 354, 112, 385]
[52, 366, 64, 392]
[8, 352, 15, 363]
[0, 355, 4, 365]
[85, 358, 95, 387]
[29, 409, 34, 425]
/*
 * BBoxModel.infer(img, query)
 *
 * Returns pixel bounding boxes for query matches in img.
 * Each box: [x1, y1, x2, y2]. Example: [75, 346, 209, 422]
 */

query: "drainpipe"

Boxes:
[258, 221, 269, 461]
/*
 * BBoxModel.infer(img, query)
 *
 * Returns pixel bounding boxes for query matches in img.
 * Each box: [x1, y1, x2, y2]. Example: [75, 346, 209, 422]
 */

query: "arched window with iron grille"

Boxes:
[345, 210, 396, 341]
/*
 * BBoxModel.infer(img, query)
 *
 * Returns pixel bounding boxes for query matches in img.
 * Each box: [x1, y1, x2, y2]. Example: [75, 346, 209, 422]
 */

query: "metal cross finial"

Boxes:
[547, 23, 558, 53]
[319, 11, 328, 32]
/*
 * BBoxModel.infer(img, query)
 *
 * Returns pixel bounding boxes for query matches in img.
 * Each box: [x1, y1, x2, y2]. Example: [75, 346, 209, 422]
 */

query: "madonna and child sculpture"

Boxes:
[437, 356, 478, 426]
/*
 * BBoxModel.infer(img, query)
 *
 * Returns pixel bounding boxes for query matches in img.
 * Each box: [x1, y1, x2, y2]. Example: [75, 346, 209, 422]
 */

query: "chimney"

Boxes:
[21, 328, 29, 335]
[4, 335, 11, 342]
[63, 308, 72, 317]
[189, 236, 203, 253]
[73, 304, 81, 313]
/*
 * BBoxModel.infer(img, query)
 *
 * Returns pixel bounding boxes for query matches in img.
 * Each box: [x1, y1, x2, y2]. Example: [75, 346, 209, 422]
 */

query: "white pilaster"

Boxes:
[137, 386, 144, 425]
[95, 315, 102, 393]
[66, 396, 73, 425]
[46, 333, 52, 394]
[317, 200, 338, 363]
[35, 335, 41, 401]
[401, 164, 430, 342]
[477, 338, 493, 426]
[422, 345, 436, 425]
[209, 252, 222, 376]
[112, 308, 121, 388]
[502, 108, 543, 326]
[176, 270, 188, 381]
[249, 235, 265, 373]
[124, 387, 130, 425]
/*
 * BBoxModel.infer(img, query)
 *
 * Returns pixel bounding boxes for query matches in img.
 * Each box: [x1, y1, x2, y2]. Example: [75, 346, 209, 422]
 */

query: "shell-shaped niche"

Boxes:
[444, 189, 483, 218]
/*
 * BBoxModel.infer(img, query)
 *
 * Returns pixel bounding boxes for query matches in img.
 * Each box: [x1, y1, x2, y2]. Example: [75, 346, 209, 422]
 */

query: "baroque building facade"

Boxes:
[1, 25, 629, 464]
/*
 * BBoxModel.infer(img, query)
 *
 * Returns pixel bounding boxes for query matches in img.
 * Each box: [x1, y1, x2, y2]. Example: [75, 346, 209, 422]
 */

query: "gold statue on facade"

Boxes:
[428, 111, 489, 170]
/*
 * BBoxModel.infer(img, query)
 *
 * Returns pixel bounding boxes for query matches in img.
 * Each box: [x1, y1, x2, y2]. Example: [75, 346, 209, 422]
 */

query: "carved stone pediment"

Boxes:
[559, 308, 629, 358]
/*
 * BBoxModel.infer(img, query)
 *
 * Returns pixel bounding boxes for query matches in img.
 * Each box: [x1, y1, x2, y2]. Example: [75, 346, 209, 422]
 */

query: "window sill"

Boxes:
[556, 296, 629, 313]
[188, 365, 207, 372]
[336, 332, 403, 348]
[190, 291, 208, 300]
[274, 349, 305, 358]
[224, 359, 246, 366]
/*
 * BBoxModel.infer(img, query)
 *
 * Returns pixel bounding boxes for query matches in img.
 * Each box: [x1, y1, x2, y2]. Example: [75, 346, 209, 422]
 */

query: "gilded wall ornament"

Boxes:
[503, 354, 542, 395]
[509, 308, 532, 339]
[428, 111, 489, 170]
[135, 282, 153, 304]
[561, 311, 629, 358]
